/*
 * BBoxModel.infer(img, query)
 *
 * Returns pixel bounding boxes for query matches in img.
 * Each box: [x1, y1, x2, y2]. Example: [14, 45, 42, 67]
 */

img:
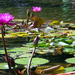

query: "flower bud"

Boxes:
[27, 9, 30, 17]
[30, 12, 33, 18]
[33, 36, 38, 47]
[10, 57, 15, 67]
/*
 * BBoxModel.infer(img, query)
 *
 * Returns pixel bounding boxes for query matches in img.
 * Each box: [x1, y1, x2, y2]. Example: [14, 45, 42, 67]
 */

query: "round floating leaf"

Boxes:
[0, 50, 5, 54]
[57, 42, 69, 47]
[9, 47, 30, 53]
[65, 57, 75, 64]
[63, 48, 74, 54]
[0, 63, 9, 69]
[65, 67, 75, 73]
[19, 53, 31, 58]
[15, 57, 49, 68]
[64, 39, 72, 44]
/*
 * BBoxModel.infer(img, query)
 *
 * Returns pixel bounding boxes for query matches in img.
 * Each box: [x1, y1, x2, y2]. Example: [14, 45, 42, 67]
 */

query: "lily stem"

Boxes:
[1, 27, 12, 73]
[33, 12, 37, 27]
[27, 47, 36, 75]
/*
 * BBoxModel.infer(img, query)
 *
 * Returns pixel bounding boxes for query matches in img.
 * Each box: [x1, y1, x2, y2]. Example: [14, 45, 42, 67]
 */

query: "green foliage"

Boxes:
[50, 21, 60, 25]
[65, 67, 75, 73]
[65, 57, 75, 64]
[0, 63, 9, 69]
[15, 57, 49, 68]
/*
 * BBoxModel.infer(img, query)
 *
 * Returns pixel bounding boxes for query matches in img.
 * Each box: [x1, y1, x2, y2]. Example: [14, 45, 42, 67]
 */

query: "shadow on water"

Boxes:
[35, 53, 74, 63]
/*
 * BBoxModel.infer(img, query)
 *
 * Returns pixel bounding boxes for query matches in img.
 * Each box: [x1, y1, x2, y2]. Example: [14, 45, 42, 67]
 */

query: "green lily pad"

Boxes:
[0, 63, 9, 69]
[57, 42, 69, 47]
[65, 57, 75, 64]
[9, 47, 30, 52]
[64, 39, 72, 44]
[19, 53, 31, 58]
[15, 57, 49, 68]
[63, 48, 74, 54]
[0, 50, 5, 54]
[65, 67, 75, 73]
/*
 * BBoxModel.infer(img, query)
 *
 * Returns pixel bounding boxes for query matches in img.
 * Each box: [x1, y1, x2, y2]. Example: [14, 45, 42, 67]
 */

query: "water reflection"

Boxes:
[0, 0, 74, 22]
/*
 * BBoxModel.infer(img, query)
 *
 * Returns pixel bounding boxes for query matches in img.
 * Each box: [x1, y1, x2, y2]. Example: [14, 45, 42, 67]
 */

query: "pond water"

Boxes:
[0, 0, 75, 23]
[0, 0, 75, 75]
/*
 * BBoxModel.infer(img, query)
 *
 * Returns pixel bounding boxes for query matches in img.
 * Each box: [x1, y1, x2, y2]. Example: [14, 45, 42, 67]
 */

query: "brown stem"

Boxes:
[27, 47, 36, 75]
[1, 27, 12, 73]
[33, 12, 37, 27]
[40, 65, 61, 75]
[13, 67, 21, 75]
[26, 17, 30, 28]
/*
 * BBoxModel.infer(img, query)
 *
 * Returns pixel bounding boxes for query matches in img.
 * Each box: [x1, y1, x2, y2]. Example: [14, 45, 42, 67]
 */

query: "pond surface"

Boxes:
[0, 0, 75, 23]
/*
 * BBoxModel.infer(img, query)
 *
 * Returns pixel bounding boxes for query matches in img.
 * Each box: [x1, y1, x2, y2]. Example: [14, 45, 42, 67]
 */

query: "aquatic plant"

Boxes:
[32, 7, 42, 12]
[27, 36, 38, 75]
[0, 13, 15, 26]
[0, 13, 16, 72]
[33, 36, 38, 47]
[32, 6, 42, 27]
[50, 21, 60, 25]
[10, 57, 15, 67]
[26, 9, 30, 28]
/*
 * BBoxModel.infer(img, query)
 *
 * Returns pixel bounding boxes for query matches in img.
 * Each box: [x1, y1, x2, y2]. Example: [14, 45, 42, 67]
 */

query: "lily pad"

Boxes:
[65, 57, 75, 64]
[57, 42, 69, 47]
[63, 48, 74, 54]
[15, 57, 49, 68]
[19, 53, 31, 58]
[65, 67, 75, 73]
[0, 63, 8, 69]
[64, 39, 72, 44]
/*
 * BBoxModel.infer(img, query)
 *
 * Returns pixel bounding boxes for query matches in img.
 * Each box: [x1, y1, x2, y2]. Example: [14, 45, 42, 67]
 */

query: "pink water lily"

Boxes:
[0, 13, 15, 26]
[32, 7, 42, 12]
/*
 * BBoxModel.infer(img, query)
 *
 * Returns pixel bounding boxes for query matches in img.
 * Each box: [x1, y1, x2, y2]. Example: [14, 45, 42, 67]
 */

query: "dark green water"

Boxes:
[0, 0, 74, 22]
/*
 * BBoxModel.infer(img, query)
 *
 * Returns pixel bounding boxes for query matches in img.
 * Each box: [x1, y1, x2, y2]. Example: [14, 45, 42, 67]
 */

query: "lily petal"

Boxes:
[0, 24, 2, 26]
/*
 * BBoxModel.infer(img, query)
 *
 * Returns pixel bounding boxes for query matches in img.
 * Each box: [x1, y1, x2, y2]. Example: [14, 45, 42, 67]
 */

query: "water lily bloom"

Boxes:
[33, 36, 38, 47]
[32, 7, 42, 12]
[0, 13, 15, 26]
[10, 57, 15, 67]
